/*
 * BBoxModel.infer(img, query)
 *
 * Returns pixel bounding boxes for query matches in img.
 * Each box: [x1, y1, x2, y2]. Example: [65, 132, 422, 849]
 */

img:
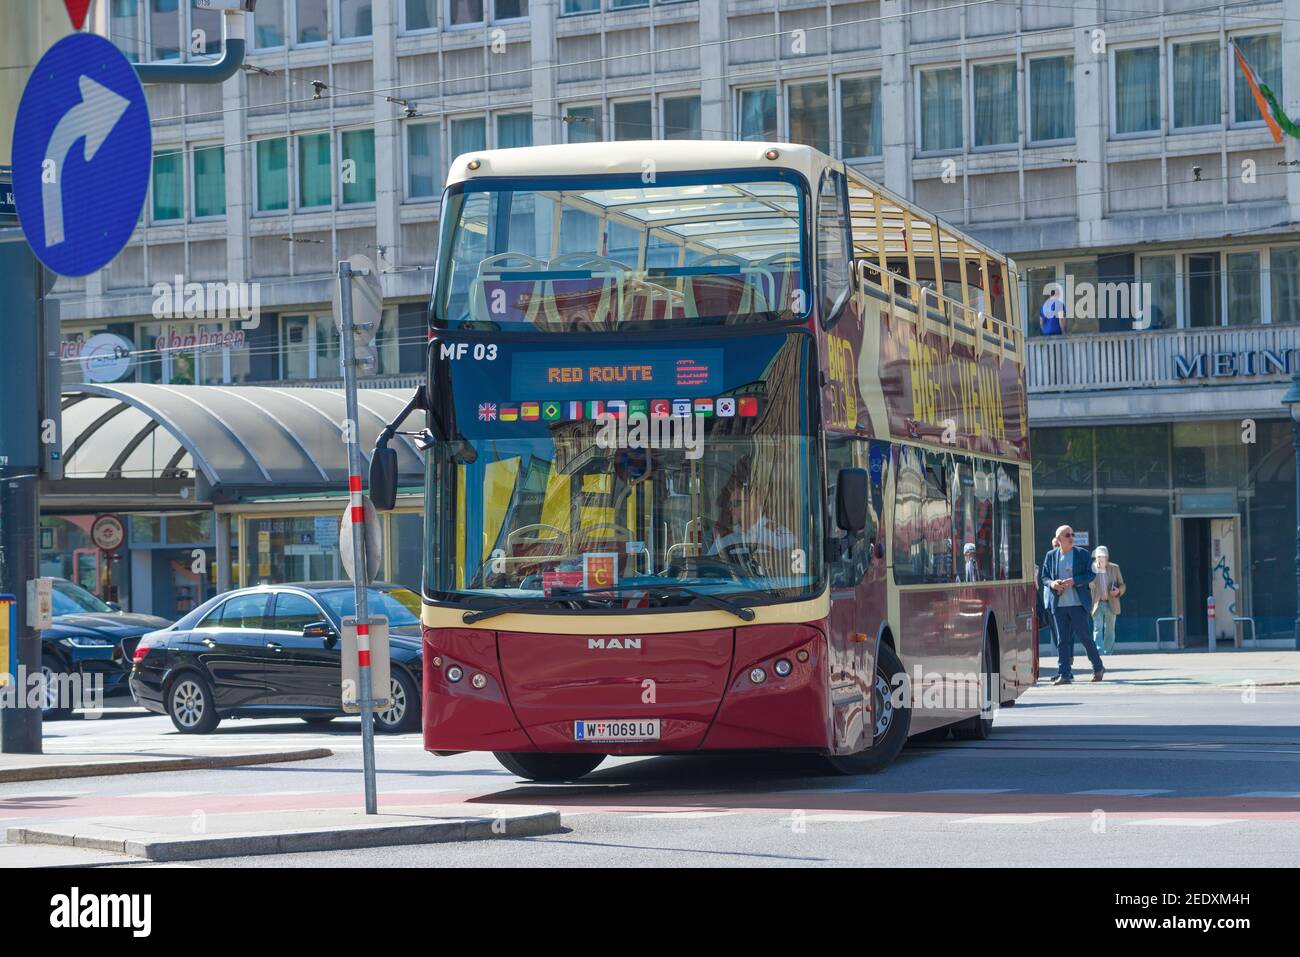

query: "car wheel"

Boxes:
[374, 668, 420, 734]
[824, 642, 912, 774]
[167, 672, 220, 734]
[39, 655, 72, 721]
[494, 751, 606, 782]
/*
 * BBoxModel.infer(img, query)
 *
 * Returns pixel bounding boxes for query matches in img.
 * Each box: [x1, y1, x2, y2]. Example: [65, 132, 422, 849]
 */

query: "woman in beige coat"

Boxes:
[1090, 546, 1126, 654]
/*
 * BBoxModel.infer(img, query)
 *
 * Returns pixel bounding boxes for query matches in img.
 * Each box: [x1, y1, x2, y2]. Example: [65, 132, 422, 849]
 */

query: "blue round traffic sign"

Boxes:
[11, 33, 151, 277]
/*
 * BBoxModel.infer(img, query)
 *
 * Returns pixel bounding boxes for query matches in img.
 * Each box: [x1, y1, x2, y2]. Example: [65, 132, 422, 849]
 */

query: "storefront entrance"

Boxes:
[1177, 516, 1242, 647]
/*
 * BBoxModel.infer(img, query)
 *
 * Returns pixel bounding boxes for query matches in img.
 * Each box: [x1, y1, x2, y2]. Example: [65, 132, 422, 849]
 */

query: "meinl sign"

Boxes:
[1173, 349, 1296, 380]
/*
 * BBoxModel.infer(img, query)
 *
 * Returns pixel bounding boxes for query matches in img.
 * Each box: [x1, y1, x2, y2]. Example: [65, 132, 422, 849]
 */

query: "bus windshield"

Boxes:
[433, 170, 810, 332]
[424, 331, 820, 612]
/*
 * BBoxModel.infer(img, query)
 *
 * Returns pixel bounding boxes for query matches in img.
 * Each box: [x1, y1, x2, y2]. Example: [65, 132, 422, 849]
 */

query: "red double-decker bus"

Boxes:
[383, 141, 1036, 781]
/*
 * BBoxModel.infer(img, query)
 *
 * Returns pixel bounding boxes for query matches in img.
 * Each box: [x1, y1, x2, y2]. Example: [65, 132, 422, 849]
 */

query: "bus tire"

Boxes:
[953, 629, 997, 741]
[824, 642, 911, 774]
[494, 751, 606, 782]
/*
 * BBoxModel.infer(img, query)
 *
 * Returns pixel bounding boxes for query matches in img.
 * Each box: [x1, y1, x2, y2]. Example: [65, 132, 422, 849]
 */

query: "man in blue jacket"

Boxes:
[1042, 525, 1105, 684]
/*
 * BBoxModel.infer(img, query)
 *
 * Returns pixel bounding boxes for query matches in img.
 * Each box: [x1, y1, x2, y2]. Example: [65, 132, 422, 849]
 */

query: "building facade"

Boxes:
[45, 0, 1300, 642]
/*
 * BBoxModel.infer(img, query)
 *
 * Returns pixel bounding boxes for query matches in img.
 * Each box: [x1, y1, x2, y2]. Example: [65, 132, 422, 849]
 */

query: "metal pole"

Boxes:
[339, 259, 378, 815]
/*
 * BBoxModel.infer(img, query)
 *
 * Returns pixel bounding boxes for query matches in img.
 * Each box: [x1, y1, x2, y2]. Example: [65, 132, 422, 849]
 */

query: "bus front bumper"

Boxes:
[421, 622, 831, 755]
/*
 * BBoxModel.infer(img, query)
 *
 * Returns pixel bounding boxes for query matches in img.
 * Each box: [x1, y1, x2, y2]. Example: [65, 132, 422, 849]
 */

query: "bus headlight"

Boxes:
[446, 665, 464, 683]
[749, 667, 766, 684]
[774, 659, 792, 678]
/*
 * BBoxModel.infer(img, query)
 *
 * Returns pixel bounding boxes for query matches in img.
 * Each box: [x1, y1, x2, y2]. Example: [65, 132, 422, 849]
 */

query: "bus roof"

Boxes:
[445, 140, 1014, 273]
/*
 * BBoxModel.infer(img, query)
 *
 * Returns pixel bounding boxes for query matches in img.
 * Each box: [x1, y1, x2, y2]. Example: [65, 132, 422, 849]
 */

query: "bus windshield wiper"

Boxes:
[461, 582, 757, 624]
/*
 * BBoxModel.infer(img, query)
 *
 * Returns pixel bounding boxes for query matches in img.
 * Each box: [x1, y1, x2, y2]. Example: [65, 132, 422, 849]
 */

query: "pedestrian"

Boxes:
[960, 542, 978, 582]
[1039, 535, 1060, 651]
[1039, 287, 1066, 336]
[1089, 546, 1126, 655]
[1041, 524, 1105, 684]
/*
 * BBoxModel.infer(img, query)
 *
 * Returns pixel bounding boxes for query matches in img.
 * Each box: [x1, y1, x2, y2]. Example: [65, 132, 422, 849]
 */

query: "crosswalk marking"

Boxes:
[1232, 791, 1300, 798]
[1123, 818, 1245, 827]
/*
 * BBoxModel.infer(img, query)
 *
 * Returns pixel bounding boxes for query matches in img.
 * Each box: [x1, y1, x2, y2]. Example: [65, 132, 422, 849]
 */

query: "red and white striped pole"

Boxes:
[339, 259, 378, 815]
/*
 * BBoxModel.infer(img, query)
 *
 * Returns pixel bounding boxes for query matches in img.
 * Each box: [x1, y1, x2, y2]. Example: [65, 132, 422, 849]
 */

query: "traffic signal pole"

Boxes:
[339, 259, 379, 815]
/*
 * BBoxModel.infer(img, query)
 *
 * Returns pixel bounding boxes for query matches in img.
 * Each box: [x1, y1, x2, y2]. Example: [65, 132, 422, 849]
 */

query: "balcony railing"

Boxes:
[1026, 325, 1300, 394]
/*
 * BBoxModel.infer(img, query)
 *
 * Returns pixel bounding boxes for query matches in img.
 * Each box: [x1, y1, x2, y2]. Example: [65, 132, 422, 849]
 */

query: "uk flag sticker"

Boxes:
[477, 402, 498, 422]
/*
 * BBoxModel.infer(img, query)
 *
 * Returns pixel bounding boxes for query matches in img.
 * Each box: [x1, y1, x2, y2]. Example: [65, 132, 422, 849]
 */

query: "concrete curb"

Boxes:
[0, 747, 333, 783]
[7, 806, 562, 861]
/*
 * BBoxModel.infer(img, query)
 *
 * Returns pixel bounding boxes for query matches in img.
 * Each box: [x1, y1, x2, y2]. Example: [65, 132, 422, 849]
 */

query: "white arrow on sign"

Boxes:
[42, 74, 130, 247]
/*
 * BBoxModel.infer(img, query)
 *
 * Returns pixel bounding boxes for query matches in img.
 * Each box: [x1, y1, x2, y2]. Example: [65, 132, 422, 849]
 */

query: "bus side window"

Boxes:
[827, 436, 876, 587]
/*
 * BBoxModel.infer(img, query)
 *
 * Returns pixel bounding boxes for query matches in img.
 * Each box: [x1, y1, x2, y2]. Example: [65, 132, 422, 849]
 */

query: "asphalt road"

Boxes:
[2, 653, 1298, 867]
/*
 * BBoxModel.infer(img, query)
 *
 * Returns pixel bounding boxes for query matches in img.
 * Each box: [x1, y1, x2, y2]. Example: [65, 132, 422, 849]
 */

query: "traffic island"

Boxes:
[0, 748, 333, 783]
[6, 804, 562, 861]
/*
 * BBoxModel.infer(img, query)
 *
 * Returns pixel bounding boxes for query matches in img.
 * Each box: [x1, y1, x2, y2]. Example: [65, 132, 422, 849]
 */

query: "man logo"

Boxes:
[587, 638, 642, 650]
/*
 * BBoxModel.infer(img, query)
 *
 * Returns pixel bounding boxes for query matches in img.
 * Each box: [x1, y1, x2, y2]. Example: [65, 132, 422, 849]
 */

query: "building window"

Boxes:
[497, 112, 533, 148]
[788, 81, 830, 154]
[495, 0, 527, 18]
[340, 129, 375, 205]
[403, 0, 434, 31]
[1226, 251, 1262, 326]
[110, 0, 143, 62]
[662, 95, 701, 139]
[1186, 252, 1222, 327]
[839, 75, 882, 159]
[450, 116, 487, 157]
[337, 0, 372, 38]
[919, 67, 962, 152]
[405, 122, 440, 199]
[1271, 246, 1300, 325]
[972, 61, 1018, 148]
[1232, 34, 1283, 125]
[1172, 39, 1220, 130]
[564, 104, 602, 143]
[610, 0, 647, 8]
[297, 132, 332, 208]
[448, 0, 483, 26]
[1029, 55, 1073, 143]
[253, 0, 287, 48]
[613, 100, 652, 140]
[1139, 255, 1176, 330]
[150, 0, 181, 61]
[295, 0, 328, 44]
[192, 145, 226, 219]
[739, 86, 777, 141]
[255, 137, 290, 212]
[1113, 46, 1160, 135]
[152, 149, 183, 221]
[562, 0, 598, 12]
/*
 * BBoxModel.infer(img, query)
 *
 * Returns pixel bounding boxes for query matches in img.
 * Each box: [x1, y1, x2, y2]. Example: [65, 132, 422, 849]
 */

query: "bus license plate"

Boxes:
[574, 719, 660, 743]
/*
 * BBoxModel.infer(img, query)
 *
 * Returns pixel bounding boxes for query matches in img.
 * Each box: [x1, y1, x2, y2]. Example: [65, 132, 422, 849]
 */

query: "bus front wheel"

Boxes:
[495, 751, 606, 782]
[824, 643, 911, 774]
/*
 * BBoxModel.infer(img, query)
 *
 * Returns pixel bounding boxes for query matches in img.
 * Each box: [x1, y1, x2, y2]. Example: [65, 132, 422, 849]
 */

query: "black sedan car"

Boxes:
[43, 579, 171, 720]
[130, 582, 423, 734]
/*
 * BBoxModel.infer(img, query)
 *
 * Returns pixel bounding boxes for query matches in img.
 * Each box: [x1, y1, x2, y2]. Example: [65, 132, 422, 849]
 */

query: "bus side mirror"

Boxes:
[835, 468, 869, 534]
[370, 445, 399, 511]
